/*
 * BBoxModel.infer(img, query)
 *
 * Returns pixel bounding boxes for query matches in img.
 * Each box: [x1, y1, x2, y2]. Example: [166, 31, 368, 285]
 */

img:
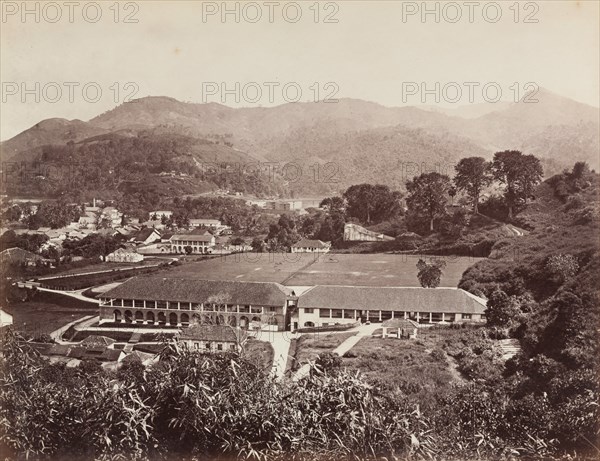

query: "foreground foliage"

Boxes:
[0, 332, 437, 461]
[2, 322, 598, 461]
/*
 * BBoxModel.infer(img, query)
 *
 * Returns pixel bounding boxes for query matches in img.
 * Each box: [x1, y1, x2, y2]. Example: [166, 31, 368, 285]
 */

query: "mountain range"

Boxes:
[2, 88, 598, 197]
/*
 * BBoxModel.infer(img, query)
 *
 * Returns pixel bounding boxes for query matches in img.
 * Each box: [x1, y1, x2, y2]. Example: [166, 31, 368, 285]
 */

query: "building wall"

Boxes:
[99, 299, 287, 331]
[343, 225, 379, 242]
[295, 307, 485, 329]
[183, 339, 239, 353]
[106, 252, 144, 263]
[170, 239, 215, 254]
[291, 247, 330, 253]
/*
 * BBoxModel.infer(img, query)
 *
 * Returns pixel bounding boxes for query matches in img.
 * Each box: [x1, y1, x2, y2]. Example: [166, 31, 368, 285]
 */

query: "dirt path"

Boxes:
[37, 286, 100, 304]
[505, 224, 528, 236]
[446, 355, 467, 383]
[280, 256, 320, 285]
[50, 315, 96, 343]
[291, 323, 379, 381]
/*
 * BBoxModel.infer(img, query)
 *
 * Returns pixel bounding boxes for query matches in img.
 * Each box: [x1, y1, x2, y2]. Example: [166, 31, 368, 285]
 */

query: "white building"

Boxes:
[106, 248, 144, 263]
[343, 223, 394, 242]
[189, 219, 221, 229]
[0, 309, 14, 328]
[150, 210, 173, 220]
[292, 285, 487, 330]
[170, 233, 216, 254]
[291, 239, 331, 253]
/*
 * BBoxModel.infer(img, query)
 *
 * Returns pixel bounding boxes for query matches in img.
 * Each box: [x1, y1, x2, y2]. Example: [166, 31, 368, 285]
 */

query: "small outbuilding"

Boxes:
[382, 318, 419, 339]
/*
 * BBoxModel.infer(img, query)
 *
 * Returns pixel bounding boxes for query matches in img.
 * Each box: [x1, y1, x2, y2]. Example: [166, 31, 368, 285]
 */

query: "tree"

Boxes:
[546, 254, 579, 283]
[416, 258, 447, 288]
[41, 246, 61, 266]
[266, 215, 300, 251]
[319, 196, 346, 215]
[184, 245, 193, 255]
[314, 352, 342, 375]
[454, 157, 492, 214]
[572, 161, 590, 179]
[343, 184, 402, 225]
[24, 200, 81, 230]
[3, 205, 23, 223]
[406, 173, 451, 232]
[230, 237, 245, 246]
[251, 237, 264, 252]
[491, 151, 543, 219]
[97, 215, 112, 230]
[314, 212, 345, 246]
[484, 289, 521, 327]
[448, 186, 457, 206]
[62, 234, 120, 260]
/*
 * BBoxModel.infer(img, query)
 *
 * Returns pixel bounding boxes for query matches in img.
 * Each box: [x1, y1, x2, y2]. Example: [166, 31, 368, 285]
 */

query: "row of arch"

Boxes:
[112, 309, 278, 327]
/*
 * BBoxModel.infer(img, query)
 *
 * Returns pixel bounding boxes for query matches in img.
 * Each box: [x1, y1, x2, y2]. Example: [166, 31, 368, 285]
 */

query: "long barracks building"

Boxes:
[99, 276, 487, 331]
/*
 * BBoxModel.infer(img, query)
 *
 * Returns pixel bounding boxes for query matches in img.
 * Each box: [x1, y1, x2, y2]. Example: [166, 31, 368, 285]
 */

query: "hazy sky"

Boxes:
[1, 0, 599, 140]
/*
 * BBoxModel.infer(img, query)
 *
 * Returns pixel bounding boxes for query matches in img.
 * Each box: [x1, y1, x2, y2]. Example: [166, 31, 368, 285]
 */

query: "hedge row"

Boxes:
[296, 322, 359, 333]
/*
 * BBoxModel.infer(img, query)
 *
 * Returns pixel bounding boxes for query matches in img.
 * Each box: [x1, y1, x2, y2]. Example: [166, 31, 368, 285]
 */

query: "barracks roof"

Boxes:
[101, 276, 292, 306]
[171, 233, 214, 242]
[297, 286, 487, 314]
[179, 324, 245, 343]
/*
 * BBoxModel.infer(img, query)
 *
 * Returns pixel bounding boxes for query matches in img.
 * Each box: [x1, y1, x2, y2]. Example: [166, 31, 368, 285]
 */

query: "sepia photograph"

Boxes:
[0, 1, 599, 460]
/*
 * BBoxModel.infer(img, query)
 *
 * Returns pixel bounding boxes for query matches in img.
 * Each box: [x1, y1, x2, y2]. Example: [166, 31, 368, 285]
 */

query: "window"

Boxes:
[230, 344, 236, 350]
[251, 306, 262, 314]
[123, 299, 133, 307]
[304, 308, 314, 314]
[205, 342, 211, 350]
[194, 342, 199, 349]
[146, 301, 156, 309]
[156, 301, 167, 309]
[344, 310, 355, 319]
[217, 344, 223, 351]
[332, 309, 343, 318]
[134, 300, 145, 308]
[319, 309, 331, 318]
[268, 306, 277, 313]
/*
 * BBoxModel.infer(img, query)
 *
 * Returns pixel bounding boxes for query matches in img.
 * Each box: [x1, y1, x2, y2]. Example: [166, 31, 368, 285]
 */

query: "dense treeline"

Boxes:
[455, 167, 600, 458]
[4, 133, 286, 206]
[2, 200, 82, 230]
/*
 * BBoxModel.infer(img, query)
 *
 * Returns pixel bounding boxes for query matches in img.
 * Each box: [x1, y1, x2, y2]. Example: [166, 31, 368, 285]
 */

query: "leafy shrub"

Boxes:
[564, 195, 585, 211]
[430, 348, 446, 362]
[573, 206, 597, 224]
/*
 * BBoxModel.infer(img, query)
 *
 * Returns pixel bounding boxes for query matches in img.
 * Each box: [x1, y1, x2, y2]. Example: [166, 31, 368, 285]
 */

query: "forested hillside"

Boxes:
[3, 131, 287, 203]
[2, 91, 598, 199]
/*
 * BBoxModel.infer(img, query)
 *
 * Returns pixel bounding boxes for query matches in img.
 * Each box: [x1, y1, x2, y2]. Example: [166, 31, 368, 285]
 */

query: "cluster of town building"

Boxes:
[1, 198, 343, 267]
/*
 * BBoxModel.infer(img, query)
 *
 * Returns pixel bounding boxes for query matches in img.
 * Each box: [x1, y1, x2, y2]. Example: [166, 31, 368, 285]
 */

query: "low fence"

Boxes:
[37, 265, 165, 290]
[33, 290, 98, 310]
[296, 322, 360, 334]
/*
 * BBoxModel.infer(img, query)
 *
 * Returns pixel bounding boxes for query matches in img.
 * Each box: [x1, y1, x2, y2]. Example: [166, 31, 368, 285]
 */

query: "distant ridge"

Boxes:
[2, 89, 598, 194]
